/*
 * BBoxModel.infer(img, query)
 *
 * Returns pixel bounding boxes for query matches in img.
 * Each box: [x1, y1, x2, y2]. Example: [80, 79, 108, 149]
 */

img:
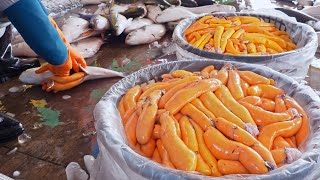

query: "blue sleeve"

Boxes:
[4, 0, 68, 65]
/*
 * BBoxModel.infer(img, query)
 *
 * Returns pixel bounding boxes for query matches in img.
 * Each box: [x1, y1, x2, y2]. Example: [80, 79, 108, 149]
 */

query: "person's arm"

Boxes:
[3, 0, 68, 65]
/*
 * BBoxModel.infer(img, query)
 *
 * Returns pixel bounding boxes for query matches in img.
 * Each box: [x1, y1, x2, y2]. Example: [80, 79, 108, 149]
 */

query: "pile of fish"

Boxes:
[13, 1, 236, 59]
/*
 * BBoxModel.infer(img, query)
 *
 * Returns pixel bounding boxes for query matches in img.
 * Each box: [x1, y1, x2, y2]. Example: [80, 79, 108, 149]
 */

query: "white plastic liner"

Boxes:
[91, 60, 320, 180]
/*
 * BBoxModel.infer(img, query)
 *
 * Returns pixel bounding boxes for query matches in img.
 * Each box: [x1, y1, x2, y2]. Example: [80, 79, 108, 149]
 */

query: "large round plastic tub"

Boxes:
[92, 60, 320, 180]
[173, 12, 318, 80]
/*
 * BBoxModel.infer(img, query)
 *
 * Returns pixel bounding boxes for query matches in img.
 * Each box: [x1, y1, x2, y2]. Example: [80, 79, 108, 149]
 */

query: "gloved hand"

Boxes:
[34, 52, 72, 77]
[35, 47, 85, 77]
[41, 72, 85, 93]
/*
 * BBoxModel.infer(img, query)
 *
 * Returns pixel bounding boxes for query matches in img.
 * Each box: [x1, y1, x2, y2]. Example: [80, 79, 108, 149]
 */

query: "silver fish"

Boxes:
[19, 66, 124, 85]
[156, 4, 236, 23]
[111, 4, 129, 14]
[70, 37, 104, 58]
[315, 21, 320, 31]
[301, 5, 320, 20]
[156, 7, 196, 23]
[111, 13, 133, 36]
[90, 15, 111, 31]
[124, 18, 154, 34]
[125, 24, 166, 45]
[62, 17, 90, 42]
[77, 13, 110, 31]
[146, 5, 162, 23]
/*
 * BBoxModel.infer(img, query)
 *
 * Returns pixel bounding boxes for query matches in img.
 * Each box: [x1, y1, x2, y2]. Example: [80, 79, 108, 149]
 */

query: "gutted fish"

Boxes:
[111, 13, 133, 36]
[71, 37, 104, 58]
[12, 42, 38, 57]
[156, 5, 236, 23]
[125, 24, 166, 45]
[146, 5, 162, 23]
[156, 7, 196, 23]
[62, 17, 90, 42]
[124, 18, 154, 34]
[19, 66, 124, 85]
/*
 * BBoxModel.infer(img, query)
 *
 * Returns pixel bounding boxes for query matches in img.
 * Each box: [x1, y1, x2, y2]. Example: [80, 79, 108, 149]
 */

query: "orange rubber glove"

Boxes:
[42, 72, 85, 93]
[35, 51, 72, 77]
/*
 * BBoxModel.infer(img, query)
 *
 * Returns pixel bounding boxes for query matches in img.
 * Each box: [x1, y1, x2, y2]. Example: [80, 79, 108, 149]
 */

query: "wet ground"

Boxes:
[1, 0, 320, 179]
